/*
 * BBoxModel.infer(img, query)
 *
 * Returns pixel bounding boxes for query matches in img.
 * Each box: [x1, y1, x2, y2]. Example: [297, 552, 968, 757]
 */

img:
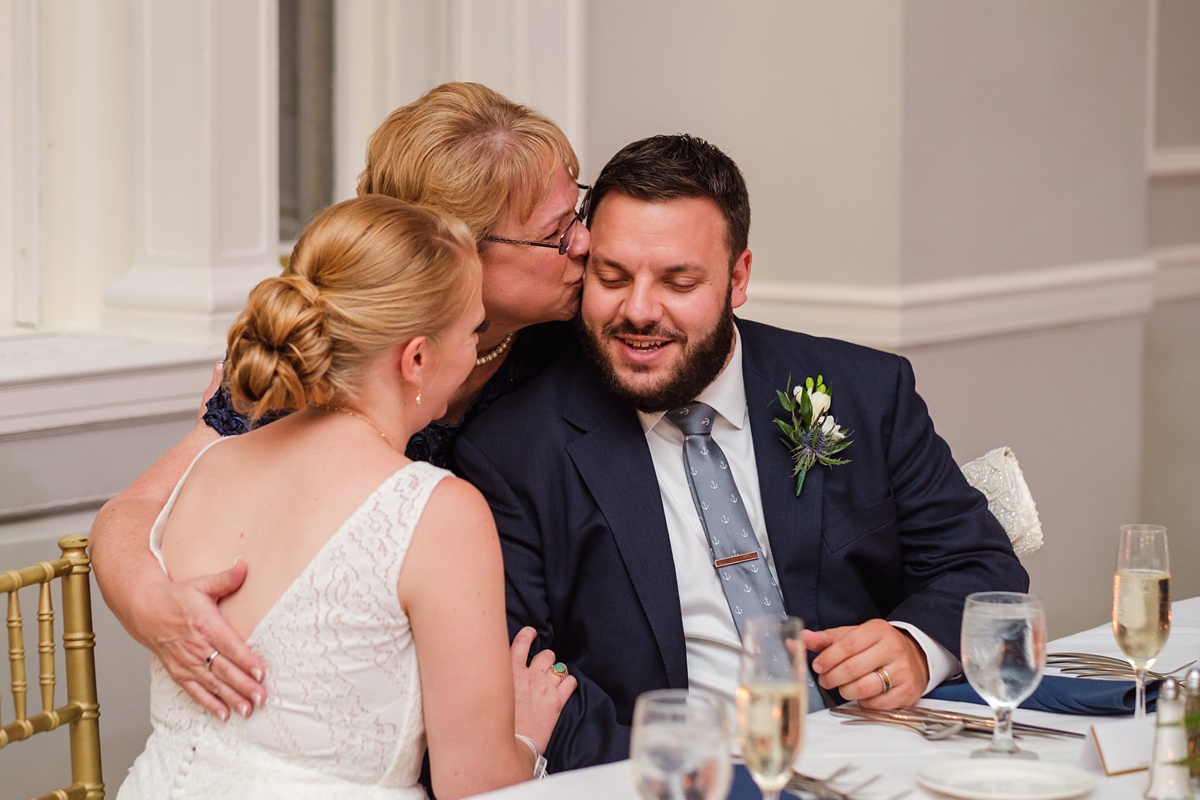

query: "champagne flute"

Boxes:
[630, 689, 733, 800]
[735, 615, 808, 800]
[1113, 524, 1171, 719]
[961, 591, 1046, 759]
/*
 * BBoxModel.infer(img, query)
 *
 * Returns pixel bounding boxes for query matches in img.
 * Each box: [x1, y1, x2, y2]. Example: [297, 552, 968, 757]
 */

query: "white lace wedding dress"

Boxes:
[118, 447, 449, 800]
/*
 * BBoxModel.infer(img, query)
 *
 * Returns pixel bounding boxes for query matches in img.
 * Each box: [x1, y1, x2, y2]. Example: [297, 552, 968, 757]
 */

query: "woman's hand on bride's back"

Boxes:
[510, 626, 577, 753]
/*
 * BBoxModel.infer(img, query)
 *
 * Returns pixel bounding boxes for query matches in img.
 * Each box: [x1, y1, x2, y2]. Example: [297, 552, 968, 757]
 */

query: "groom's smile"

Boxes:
[580, 192, 752, 412]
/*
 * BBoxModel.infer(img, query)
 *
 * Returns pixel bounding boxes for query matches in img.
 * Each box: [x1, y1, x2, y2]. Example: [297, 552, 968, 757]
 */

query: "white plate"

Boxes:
[916, 759, 1094, 800]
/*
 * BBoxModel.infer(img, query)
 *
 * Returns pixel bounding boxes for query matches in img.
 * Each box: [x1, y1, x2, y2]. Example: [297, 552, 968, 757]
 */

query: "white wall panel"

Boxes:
[106, 0, 280, 343]
[0, 1, 19, 327]
[333, 0, 435, 199]
[334, 0, 585, 194]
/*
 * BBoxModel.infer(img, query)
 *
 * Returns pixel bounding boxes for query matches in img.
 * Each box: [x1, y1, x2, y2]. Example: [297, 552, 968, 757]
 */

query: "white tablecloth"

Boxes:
[472, 595, 1200, 799]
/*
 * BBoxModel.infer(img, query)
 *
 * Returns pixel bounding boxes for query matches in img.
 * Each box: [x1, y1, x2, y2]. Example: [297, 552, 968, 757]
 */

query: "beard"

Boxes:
[579, 298, 736, 413]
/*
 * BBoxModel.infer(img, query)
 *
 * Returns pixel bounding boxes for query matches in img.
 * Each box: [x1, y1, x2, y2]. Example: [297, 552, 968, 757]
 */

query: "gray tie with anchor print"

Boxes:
[666, 401, 825, 710]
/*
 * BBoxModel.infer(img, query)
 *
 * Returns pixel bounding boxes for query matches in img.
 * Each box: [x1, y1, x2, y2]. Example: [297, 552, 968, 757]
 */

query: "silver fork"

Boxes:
[1047, 652, 1196, 680]
[830, 706, 973, 740]
[787, 763, 857, 799]
[839, 717, 965, 740]
[786, 763, 909, 800]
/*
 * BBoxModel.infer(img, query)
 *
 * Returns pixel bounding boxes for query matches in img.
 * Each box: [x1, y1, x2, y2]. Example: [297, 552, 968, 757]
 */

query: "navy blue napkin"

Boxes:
[926, 674, 1160, 715]
[728, 764, 805, 800]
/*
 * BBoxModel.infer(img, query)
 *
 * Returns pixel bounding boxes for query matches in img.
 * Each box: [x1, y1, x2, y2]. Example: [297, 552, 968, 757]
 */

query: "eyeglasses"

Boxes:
[483, 183, 591, 256]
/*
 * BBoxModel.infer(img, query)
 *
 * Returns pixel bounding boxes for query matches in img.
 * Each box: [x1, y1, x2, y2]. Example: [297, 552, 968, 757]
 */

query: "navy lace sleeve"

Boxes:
[202, 385, 292, 435]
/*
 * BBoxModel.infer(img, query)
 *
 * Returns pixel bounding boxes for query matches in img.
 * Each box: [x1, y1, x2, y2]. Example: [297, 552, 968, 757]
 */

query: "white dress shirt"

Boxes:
[637, 329, 956, 712]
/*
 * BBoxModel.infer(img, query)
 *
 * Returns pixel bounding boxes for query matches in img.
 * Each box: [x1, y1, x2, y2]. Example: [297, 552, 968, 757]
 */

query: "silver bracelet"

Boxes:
[514, 733, 548, 779]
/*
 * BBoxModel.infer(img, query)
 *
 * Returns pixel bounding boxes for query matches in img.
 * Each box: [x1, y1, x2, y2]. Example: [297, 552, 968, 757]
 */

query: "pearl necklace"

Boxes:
[324, 406, 390, 446]
[475, 333, 515, 367]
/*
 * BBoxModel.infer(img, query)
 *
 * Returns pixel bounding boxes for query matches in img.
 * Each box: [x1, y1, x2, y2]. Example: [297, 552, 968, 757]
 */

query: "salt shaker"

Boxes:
[1184, 667, 1200, 792]
[1146, 678, 1191, 800]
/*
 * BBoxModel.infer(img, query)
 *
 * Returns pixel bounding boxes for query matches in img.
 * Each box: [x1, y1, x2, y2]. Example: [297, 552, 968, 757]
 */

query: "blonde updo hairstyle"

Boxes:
[226, 195, 481, 421]
[357, 82, 579, 242]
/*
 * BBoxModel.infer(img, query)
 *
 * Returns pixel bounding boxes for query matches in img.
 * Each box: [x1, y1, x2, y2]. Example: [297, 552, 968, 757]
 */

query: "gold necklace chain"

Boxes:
[323, 406, 390, 446]
[475, 333, 515, 367]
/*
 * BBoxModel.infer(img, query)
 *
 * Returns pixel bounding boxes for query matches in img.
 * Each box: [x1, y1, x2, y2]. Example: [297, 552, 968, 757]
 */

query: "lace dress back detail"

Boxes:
[118, 446, 450, 800]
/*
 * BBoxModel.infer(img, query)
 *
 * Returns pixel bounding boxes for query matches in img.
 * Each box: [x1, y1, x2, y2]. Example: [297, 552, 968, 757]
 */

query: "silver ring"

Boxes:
[874, 666, 892, 693]
[205, 650, 220, 671]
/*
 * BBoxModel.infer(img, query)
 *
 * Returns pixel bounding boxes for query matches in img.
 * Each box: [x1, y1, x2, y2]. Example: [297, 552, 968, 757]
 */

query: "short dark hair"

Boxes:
[587, 134, 750, 264]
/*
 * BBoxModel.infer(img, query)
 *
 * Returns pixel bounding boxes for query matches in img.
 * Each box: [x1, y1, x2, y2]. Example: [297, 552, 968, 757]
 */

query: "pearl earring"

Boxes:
[415, 383, 422, 406]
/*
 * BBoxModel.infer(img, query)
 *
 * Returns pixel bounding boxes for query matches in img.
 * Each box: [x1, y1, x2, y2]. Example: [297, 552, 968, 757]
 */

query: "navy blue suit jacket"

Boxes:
[455, 319, 1028, 772]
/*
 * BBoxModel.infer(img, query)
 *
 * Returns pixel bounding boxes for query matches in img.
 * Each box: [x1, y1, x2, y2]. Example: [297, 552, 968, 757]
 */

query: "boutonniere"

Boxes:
[773, 375, 853, 497]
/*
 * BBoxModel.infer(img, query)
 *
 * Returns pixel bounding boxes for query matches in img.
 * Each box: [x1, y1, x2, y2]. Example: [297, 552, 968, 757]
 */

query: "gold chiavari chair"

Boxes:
[0, 536, 103, 800]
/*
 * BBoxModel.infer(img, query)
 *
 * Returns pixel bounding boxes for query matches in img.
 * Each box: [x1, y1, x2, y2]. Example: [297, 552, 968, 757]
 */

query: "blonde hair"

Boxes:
[357, 82, 579, 242]
[226, 196, 481, 420]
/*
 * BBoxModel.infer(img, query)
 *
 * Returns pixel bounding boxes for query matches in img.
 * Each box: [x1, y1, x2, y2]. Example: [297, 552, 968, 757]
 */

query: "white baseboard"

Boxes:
[741, 257, 1158, 350]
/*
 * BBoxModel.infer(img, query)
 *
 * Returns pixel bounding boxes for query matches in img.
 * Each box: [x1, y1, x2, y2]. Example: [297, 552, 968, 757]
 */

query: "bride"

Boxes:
[116, 195, 575, 799]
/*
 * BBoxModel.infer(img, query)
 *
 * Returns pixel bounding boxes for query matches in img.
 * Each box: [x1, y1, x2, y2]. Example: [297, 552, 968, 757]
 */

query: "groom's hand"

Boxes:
[805, 619, 928, 709]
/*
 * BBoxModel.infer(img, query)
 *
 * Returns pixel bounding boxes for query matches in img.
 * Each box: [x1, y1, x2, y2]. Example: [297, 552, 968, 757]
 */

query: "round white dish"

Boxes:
[916, 759, 1094, 800]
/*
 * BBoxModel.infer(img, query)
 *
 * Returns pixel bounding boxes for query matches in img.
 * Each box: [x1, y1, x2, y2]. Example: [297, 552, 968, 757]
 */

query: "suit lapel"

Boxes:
[741, 327, 826, 631]
[563, 366, 689, 688]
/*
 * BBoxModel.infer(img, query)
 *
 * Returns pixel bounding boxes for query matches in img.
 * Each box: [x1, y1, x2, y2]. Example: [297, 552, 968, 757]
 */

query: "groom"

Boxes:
[455, 134, 1028, 772]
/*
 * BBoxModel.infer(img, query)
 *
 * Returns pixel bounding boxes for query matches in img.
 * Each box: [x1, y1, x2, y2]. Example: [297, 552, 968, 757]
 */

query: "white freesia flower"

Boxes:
[808, 390, 832, 423]
[821, 415, 845, 442]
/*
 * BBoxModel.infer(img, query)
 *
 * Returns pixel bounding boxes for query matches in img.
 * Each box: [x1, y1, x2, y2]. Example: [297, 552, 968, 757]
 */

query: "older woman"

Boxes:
[90, 83, 587, 722]
[206, 82, 587, 468]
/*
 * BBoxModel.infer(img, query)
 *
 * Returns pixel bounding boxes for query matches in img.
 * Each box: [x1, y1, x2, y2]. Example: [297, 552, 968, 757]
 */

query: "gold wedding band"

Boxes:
[874, 666, 892, 694]
[205, 650, 220, 671]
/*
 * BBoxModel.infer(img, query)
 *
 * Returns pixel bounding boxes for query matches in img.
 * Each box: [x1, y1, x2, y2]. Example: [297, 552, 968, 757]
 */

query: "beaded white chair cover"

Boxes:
[961, 446, 1043, 557]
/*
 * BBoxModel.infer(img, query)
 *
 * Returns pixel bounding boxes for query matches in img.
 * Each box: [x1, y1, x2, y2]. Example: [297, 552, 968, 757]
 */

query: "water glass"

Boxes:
[961, 591, 1046, 758]
[1112, 524, 1171, 719]
[735, 615, 808, 800]
[630, 689, 733, 800]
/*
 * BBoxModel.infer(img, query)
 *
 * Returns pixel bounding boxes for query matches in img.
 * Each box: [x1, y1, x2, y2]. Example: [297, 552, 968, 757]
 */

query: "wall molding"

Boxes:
[7, 255, 1177, 434]
[1153, 244, 1200, 303]
[1148, 146, 1200, 179]
[0, 332, 216, 437]
[742, 258, 1157, 351]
